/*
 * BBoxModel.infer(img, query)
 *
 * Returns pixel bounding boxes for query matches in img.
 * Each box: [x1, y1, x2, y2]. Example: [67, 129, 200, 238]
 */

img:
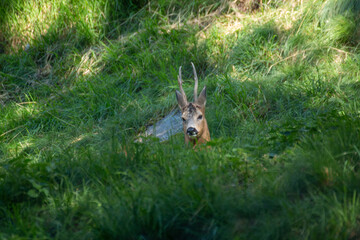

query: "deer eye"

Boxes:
[197, 115, 203, 120]
[181, 117, 186, 122]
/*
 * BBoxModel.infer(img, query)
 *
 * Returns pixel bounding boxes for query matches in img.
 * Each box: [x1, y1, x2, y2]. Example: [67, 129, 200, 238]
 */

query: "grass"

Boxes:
[1, 0, 360, 239]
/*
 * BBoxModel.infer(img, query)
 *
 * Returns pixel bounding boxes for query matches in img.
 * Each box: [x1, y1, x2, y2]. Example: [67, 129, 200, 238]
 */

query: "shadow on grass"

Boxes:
[2, 2, 360, 238]
[2, 7, 357, 161]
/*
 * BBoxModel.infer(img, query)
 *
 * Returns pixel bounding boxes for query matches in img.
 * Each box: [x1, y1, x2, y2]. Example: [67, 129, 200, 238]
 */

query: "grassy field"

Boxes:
[1, 0, 360, 239]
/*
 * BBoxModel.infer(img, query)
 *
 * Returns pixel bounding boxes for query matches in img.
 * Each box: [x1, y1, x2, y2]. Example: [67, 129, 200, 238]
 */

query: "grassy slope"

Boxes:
[1, 0, 360, 239]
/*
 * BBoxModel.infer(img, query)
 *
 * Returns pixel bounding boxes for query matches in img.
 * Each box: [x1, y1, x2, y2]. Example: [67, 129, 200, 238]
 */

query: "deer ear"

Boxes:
[176, 90, 187, 109]
[196, 86, 206, 107]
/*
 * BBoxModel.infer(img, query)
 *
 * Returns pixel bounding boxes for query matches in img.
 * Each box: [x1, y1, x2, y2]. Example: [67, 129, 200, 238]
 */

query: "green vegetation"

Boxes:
[1, 0, 360, 239]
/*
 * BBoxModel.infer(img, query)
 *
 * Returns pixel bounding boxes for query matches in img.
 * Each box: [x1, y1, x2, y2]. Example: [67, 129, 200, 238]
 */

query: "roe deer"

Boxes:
[175, 63, 210, 147]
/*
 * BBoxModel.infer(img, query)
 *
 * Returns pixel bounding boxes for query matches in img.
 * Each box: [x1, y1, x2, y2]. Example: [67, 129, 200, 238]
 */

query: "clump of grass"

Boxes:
[320, 0, 360, 45]
[1, 0, 360, 239]
[320, 0, 360, 19]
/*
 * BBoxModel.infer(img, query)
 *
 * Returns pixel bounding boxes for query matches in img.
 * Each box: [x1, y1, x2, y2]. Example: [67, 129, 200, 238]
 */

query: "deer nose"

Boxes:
[187, 127, 198, 136]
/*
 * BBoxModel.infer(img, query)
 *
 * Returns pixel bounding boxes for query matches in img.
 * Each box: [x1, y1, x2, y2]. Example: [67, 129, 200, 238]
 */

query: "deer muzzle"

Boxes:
[186, 127, 199, 138]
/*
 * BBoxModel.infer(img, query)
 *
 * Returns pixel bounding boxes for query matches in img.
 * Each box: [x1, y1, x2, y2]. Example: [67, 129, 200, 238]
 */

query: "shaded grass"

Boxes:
[1, 0, 360, 239]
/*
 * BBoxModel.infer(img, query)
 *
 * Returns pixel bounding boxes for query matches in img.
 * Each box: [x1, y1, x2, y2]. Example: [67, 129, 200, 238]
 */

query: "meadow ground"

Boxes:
[1, 0, 360, 239]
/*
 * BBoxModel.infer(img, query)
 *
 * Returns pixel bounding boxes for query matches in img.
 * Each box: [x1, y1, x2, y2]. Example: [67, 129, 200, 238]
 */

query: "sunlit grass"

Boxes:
[1, 0, 360, 239]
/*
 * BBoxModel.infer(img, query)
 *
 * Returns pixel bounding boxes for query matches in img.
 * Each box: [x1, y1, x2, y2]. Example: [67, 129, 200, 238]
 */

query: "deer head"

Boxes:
[175, 63, 210, 146]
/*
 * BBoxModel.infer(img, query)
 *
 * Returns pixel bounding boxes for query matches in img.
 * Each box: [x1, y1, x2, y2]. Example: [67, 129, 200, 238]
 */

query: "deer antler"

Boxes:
[191, 62, 198, 102]
[178, 66, 187, 103]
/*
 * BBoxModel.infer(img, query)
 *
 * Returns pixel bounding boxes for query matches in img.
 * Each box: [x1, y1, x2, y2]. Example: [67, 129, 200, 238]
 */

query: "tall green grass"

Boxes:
[1, 0, 360, 239]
